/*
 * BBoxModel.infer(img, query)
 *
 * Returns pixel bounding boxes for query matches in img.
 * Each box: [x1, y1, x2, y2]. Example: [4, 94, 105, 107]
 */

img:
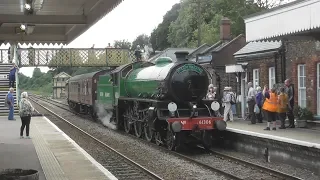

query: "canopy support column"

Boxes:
[12, 44, 20, 107]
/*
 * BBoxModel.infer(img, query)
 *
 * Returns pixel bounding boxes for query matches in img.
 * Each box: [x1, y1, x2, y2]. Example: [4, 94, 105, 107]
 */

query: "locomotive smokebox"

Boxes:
[174, 51, 189, 61]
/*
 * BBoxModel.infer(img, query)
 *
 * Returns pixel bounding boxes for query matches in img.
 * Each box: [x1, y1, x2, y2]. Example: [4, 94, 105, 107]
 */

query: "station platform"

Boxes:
[226, 119, 320, 149]
[0, 116, 117, 180]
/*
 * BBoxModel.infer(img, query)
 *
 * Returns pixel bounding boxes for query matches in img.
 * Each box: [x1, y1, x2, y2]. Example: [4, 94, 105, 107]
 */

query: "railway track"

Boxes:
[31, 95, 303, 180]
[29, 97, 163, 180]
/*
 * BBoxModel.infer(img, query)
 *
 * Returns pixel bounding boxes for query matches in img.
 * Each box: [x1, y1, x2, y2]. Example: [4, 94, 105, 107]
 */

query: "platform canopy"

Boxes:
[0, 0, 123, 45]
[244, 0, 320, 42]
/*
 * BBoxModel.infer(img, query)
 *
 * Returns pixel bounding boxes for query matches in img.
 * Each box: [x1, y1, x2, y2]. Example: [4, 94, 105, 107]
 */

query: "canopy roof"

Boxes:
[244, 0, 320, 42]
[0, 0, 123, 45]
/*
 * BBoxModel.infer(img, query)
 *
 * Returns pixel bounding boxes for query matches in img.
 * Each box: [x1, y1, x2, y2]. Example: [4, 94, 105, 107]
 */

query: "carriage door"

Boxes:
[317, 63, 320, 115]
[103, 74, 114, 109]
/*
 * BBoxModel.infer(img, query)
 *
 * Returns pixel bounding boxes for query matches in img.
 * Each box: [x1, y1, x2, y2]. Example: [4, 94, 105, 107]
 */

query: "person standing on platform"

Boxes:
[19, 92, 35, 139]
[255, 86, 263, 123]
[247, 82, 257, 124]
[6, 87, 15, 120]
[206, 84, 215, 100]
[262, 87, 278, 130]
[222, 87, 233, 122]
[285, 79, 295, 128]
[9, 63, 18, 88]
[278, 87, 288, 129]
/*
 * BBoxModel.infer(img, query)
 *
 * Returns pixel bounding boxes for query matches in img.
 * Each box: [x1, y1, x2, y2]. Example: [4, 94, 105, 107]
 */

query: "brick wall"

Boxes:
[245, 55, 283, 89]
[286, 40, 320, 114]
[215, 66, 237, 95]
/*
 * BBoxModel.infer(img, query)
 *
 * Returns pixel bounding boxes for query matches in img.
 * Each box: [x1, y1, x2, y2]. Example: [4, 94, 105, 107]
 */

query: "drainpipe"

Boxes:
[281, 43, 286, 82]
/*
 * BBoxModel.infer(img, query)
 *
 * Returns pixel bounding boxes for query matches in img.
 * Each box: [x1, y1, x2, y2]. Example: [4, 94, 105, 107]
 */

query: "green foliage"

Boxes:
[18, 68, 53, 96]
[131, 34, 150, 50]
[150, 3, 181, 51]
[113, 39, 132, 49]
[293, 106, 314, 120]
[168, 0, 271, 48]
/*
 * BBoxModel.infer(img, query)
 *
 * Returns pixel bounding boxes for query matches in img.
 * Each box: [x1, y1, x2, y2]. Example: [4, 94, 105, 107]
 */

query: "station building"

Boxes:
[226, 0, 320, 119]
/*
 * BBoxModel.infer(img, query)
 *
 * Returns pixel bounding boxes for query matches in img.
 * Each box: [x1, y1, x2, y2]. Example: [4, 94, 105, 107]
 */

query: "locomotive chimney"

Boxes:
[175, 51, 189, 62]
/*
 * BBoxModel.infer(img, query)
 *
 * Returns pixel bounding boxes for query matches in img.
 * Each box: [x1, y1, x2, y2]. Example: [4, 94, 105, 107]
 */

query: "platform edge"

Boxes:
[42, 116, 118, 180]
[226, 127, 320, 149]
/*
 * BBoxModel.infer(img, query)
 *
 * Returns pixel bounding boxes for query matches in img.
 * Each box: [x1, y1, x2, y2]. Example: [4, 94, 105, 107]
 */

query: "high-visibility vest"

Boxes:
[262, 92, 278, 112]
[277, 93, 288, 113]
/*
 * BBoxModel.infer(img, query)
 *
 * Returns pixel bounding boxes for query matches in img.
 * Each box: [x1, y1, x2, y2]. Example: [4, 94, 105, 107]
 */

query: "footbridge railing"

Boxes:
[1, 48, 136, 67]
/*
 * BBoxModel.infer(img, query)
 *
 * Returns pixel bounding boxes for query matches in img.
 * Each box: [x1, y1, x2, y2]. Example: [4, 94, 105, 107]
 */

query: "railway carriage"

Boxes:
[67, 51, 226, 151]
[67, 70, 110, 117]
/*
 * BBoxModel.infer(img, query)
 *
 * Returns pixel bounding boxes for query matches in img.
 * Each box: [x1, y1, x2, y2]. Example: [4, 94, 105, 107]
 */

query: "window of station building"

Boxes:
[298, 64, 306, 108]
[269, 67, 275, 89]
[253, 69, 259, 89]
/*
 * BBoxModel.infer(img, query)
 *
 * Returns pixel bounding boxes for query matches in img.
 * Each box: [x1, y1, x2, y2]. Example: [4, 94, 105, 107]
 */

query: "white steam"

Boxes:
[94, 103, 117, 130]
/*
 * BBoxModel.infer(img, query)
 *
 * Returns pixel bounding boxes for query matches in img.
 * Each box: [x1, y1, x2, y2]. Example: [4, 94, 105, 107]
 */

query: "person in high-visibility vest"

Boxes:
[277, 87, 288, 129]
[262, 86, 278, 130]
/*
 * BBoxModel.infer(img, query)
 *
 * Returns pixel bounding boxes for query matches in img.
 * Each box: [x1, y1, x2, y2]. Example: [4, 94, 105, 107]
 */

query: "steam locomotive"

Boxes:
[66, 51, 226, 151]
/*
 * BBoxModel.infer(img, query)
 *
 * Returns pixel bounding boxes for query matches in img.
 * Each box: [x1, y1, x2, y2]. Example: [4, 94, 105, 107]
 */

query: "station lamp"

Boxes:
[24, 3, 31, 10]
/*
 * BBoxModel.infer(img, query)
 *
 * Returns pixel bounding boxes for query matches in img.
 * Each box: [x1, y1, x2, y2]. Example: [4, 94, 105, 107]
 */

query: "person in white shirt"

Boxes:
[247, 82, 257, 124]
[222, 87, 233, 122]
[206, 84, 216, 100]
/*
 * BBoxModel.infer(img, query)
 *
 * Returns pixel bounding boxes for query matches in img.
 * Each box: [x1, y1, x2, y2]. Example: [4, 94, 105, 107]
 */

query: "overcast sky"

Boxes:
[10, 0, 180, 77]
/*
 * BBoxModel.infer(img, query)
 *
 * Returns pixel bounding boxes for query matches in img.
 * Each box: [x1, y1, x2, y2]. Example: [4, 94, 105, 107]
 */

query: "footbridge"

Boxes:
[1, 48, 135, 67]
[0, 0, 128, 113]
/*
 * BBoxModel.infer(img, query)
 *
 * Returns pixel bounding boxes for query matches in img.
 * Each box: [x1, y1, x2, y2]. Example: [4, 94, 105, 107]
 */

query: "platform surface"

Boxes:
[0, 117, 46, 180]
[227, 119, 320, 149]
[0, 116, 118, 180]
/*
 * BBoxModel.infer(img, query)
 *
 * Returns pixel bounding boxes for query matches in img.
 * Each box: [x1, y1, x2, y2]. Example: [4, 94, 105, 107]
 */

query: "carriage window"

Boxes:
[86, 81, 89, 95]
[84, 82, 87, 95]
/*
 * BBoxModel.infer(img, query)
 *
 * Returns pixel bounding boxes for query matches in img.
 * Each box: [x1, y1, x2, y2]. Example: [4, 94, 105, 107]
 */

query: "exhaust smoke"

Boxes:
[94, 103, 117, 130]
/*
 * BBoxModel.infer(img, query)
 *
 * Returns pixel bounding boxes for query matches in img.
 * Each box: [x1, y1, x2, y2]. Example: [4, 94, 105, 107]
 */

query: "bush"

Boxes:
[293, 106, 314, 120]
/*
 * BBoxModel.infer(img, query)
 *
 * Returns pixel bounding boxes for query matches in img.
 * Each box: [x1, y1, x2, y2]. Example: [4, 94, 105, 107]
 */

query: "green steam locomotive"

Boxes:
[67, 51, 226, 151]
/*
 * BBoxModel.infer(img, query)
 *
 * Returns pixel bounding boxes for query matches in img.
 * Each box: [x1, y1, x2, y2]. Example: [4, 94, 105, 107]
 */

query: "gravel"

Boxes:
[32, 99, 230, 180]
[33, 98, 319, 180]
[210, 148, 320, 180]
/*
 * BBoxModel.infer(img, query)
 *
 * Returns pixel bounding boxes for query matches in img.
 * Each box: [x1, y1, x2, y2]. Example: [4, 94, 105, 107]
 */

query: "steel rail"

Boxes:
[30, 96, 243, 179]
[29, 97, 164, 180]
[31, 95, 303, 180]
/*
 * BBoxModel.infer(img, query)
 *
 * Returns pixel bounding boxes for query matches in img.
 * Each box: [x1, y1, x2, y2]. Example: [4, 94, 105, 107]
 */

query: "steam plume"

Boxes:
[94, 103, 117, 130]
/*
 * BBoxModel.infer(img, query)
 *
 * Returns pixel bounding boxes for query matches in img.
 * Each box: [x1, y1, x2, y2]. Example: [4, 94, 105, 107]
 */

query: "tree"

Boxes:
[113, 39, 132, 49]
[150, 3, 181, 51]
[131, 34, 150, 50]
[168, 0, 275, 48]
[32, 68, 42, 79]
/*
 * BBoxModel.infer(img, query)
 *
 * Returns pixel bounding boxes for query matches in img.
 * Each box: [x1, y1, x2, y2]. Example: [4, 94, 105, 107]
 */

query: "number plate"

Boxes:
[198, 119, 212, 125]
